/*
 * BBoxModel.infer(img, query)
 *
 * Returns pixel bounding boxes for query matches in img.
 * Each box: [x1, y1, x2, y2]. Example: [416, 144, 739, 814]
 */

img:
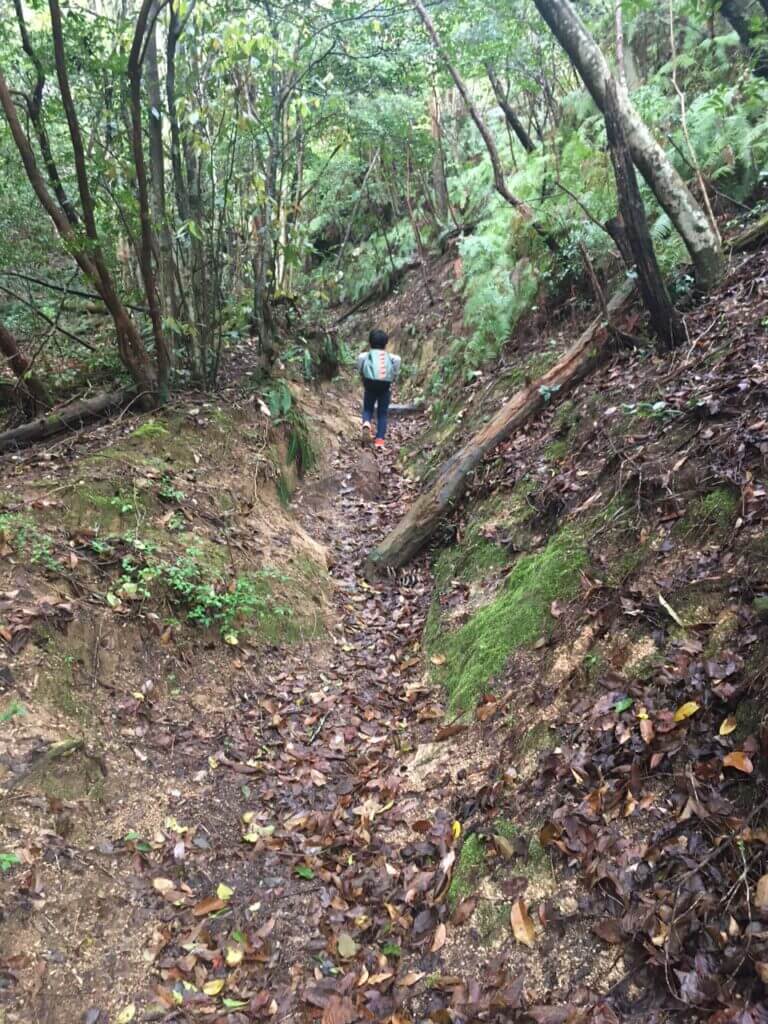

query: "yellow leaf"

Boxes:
[451, 820, 461, 840]
[216, 883, 234, 901]
[510, 899, 536, 947]
[636, 706, 649, 720]
[674, 701, 700, 722]
[719, 716, 737, 736]
[242, 811, 255, 824]
[203, 979, 225, 996]
[225, 947, 243, 967]
[116, 1006, 136, 1024]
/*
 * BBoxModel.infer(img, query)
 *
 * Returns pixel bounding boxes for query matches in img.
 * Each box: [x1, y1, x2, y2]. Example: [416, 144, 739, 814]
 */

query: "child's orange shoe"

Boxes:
[374, 438, 385, 449]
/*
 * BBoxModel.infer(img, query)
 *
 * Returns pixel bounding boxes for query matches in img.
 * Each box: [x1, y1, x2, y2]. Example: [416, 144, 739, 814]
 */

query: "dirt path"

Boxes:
[2, 407, 478, 1024]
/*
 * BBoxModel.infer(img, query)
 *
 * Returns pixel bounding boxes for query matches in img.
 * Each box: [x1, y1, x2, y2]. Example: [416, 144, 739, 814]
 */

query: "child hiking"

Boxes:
[357, 328, 401, 449]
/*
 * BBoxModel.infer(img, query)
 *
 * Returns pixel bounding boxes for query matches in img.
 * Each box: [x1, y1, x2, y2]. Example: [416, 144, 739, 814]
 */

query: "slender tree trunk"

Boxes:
[614, 0, 627, 89]
[486, 63, 535, 152]
[410, 0, 558, 253]
[128, 0, 171, 399]
[429, 85, 451, 221]
[13, 0, 79, 226]
[0, 64, 156, 400]
[531, 0, 723, 291]
[146, 3, 179, 329]
[0, 321, 50, 413]
[604, 81, 684, 351]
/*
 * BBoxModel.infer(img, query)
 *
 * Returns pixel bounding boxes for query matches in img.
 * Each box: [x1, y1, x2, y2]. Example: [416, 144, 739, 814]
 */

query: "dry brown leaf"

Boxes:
[192, 895, 227, 917]
[321, 995, 356, 1024]
[639, 719, 654, 744]
[431, 922, 447, 952]
[723, 751, 753, 773]
[755, 875, 768, 910]
[510, 899, 535, 947]
[399, 972, 425, 987]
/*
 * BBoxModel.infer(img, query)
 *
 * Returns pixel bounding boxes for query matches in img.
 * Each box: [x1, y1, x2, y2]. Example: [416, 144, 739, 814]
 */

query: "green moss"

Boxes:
[678, 487, 739, 538]
[544, 439, 569, 463]
[435, 529, 587, 712]
[131, 419, 169, 439]
[447, 833, 484, 908]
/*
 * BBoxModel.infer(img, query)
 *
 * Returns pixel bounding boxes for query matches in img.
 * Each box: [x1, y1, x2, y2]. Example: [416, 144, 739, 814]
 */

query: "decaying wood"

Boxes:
[0, 388, 131, 453]
[365, 278, 636, 576]
[389, 402, 425, 417]
[729, 213, 768, 253]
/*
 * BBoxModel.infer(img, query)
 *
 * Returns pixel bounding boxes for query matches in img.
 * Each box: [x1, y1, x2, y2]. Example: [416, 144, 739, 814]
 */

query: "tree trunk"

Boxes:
[145, 3, 179, 330]
[486, 63, 535, 153]
[365, 278, 636, 576]
[0, 321, 50, 413]
[531, 0, 723, 292]
[128, 0, 171, 399]
[603, 81, 684, 351]
[410, 0, 558, 253]
[429, 85, 451, 221]
[0, 389, 130, 453]
[719, 0, 768, 78]
[13, 0, 79, 226]
[0, 64, 157, 402]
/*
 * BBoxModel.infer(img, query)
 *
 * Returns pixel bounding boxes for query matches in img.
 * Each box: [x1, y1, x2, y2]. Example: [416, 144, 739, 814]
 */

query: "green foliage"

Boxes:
[114, 548, 292, 642]
[448, 833, 485, 907]
[262, 382, 317, 478]
[0, 700, 27, 724]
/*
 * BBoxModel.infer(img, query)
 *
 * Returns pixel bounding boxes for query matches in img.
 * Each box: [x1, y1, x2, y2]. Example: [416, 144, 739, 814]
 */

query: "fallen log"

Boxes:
[365, 278, 636, 576]
[729, 212, 768, 253]
[0, 387, 132, 453]
[389, 402, 425, 417]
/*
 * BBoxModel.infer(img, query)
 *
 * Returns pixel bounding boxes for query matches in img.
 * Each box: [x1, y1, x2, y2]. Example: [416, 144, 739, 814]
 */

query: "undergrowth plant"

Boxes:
[262, 381, 317, 478]
[113, 547, 291, 642]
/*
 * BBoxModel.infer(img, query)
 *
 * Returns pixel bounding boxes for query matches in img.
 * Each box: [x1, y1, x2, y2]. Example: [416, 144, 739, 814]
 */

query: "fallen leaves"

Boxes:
[510, 899, 536, 947]
[673, 700, 700, 722]
[723, 750, 753, 773]
[337, 933, 358, 959]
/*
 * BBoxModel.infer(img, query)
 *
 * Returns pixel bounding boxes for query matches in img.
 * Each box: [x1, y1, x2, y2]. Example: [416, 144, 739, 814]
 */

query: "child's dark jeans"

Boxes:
[362, 380, 391, 440]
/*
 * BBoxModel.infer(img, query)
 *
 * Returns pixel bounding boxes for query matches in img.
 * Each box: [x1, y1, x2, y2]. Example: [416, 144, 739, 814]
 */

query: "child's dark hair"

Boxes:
[369, 329, 388, 350]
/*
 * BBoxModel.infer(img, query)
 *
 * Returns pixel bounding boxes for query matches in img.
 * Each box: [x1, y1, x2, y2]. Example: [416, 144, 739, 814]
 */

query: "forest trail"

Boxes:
[1, 404, 513, 1024]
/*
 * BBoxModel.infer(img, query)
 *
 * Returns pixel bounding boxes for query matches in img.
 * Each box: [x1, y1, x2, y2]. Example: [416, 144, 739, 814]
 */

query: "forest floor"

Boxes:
[2, 243, 768, 1024]
[1, 393, 582, 1024]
